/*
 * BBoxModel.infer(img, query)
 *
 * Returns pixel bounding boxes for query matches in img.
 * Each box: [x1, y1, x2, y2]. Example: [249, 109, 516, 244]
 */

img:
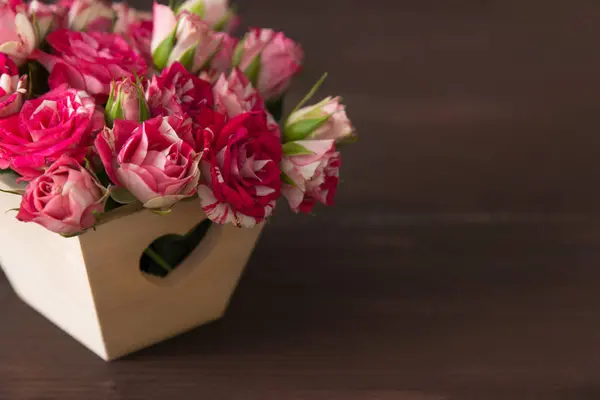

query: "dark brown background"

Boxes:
[3, 0, 600, 398]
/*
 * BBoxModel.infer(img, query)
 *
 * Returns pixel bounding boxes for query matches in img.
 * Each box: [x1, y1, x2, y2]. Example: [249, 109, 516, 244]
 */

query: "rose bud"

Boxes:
[280, 140, 341, 214]
[207, 33, 237, 77]
[105, 77, 150, 127]
[213, 68, 264, 118]
[28, 0, 67, 39]
[0, 52, 27, 118]
[151, 4, 225, 74]
[32, 29, 147, 101]
[0, 86, 105, 179]
[177, 0, 238, 33]
[67, 0, 116, 32]
[196, 111, 282, 227]
[113, 2, 152, 34]
[0, 1, 37, 66]
[95, 116, 202, 210]
[233, 28, 303, 102]
[283, 97, 355, 143]
[16, 155, 106, 235]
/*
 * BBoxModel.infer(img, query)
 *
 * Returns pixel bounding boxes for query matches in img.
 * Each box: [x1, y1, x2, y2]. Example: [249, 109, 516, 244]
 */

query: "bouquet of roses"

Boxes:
[0, 0, 356, 238]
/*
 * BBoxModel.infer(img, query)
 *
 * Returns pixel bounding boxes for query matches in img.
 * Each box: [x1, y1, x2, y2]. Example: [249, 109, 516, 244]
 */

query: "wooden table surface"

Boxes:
[4, 0, 600, 398]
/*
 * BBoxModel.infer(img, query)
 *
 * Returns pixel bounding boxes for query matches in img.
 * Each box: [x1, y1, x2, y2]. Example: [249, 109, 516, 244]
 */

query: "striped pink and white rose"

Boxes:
[95, 115, 202, 209]
[0, 52, 27, 118]
[212, 68, 263, 118]
[0, 0, 37, 66]
[177, 0, 238, 33]
[196, 111, 281, 227]
[280, 140, 341, 214]
[145, 61, 213, 119]
[66, 0, 115, 32]
[28, 0, 67, 39]
[151, 4, 230, 74]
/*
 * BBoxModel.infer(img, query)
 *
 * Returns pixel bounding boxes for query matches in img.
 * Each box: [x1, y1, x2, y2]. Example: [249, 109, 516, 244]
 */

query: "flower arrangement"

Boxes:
[0, 0, 356, 276]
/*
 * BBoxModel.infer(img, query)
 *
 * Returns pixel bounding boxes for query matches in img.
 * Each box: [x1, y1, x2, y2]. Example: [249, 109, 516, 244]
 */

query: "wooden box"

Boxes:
[0, 175, 264, 361]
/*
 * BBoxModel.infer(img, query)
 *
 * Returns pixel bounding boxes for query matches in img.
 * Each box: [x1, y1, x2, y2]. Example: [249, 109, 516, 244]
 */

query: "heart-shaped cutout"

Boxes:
[140, 219, 213, 278]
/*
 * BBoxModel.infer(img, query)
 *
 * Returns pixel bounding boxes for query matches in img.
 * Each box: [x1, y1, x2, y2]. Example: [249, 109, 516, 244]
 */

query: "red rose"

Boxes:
[32, 29, 147, 101]
[196, 111, 282, 227]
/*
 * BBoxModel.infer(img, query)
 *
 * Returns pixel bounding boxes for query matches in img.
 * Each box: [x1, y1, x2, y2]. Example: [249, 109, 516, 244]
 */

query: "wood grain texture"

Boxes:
[4, 0, 600, 398]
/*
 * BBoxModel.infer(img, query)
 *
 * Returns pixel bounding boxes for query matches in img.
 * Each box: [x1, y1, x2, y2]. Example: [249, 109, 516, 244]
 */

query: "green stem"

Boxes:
[144, 247, 173, 273]
[287, 72, 328, 120]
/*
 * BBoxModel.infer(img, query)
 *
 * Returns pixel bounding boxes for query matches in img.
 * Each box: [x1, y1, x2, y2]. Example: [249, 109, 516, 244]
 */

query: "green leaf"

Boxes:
[232, 41, 244, 67]
[283, 115, 330, 142]
[178, 44, 197, 72]
[140, 219, 213, 278]
[152, 30, 177, 71]
[61, 231, 84, 238]
[187, 1, 205, 17]
[287, 72, 328, 119]
[244, 55, 261, 86]
[281, 172, 295, 186]
[105, 82, 115, 110]
[110, 187, 137, 204]
[152, 208, 172, 216]
[282, 142, 313, 156]
[138, 93, 151, 122]
[31, 13, 41, 46]
[0, 188, 24, 196]
[213, 9, 234, 31]
[336, 134, 359, 147]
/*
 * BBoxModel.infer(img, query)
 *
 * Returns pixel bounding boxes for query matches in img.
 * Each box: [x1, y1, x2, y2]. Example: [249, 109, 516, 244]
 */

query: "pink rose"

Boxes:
[196, 111, 282, 227]
[145, 61, 213, 119]
[0, 52, 27, 117]
[213, 68, 264, 118]
[280, 140, 341, 214]
[16, 155, 105, 235]
[151, 4, 227, 74]
[33, 29, 147, 101]
[0, 86, 104, 179]
[95, 116, 202, 209]
[67, 0, 115, 32]
[234, 28, 303, 101]
[0, 0, 37, 65]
